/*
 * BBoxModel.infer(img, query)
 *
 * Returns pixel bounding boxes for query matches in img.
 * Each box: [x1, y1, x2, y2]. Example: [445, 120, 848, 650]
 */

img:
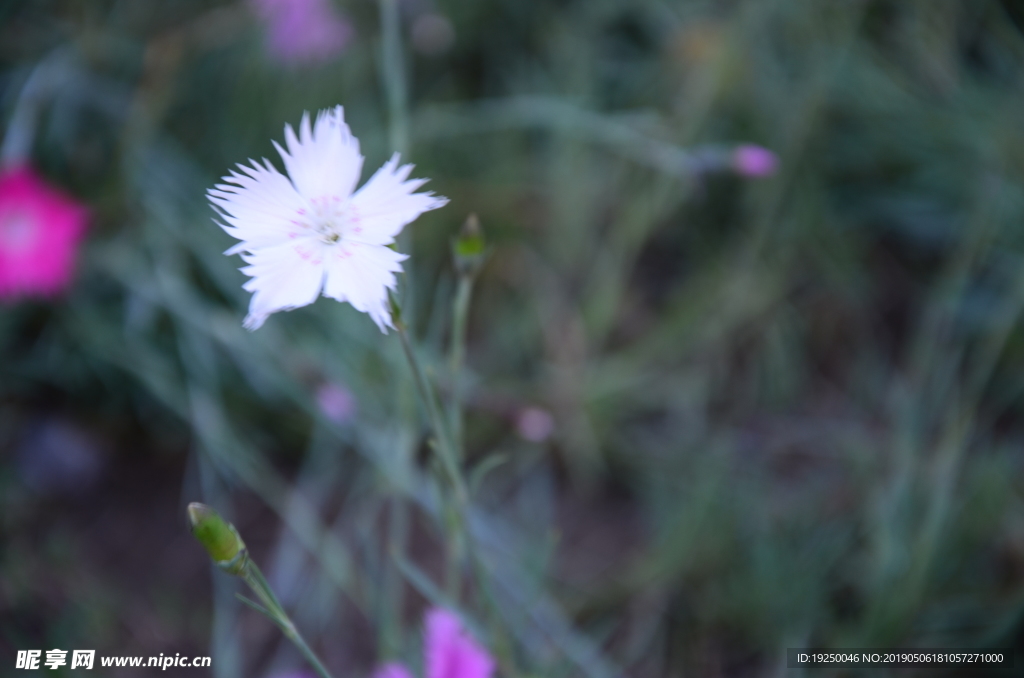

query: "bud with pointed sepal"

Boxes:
[187, 503, 248, 575]
[452, 213, 486, 276]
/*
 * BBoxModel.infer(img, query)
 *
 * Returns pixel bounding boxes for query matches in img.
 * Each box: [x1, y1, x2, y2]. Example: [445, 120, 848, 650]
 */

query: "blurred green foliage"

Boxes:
[4, 0, 1024, 676]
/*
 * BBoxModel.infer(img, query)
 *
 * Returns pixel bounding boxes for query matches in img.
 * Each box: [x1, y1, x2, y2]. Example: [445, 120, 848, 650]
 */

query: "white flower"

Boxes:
[208, 106, 448, 331]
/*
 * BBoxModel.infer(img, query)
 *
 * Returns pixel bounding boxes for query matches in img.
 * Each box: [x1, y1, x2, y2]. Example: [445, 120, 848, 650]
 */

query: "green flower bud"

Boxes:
[187, 503, 248, 575]
[453, 214, 486, 275]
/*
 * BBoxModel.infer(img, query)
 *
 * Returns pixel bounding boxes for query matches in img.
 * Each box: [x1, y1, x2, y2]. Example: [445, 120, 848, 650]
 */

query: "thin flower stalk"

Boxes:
[378, 0, 410, 158]
[238, 563, 334, 678]
[448, 214, 487, 455]
[391, 296, 471, 598]
[391, 304, 468, 506]
[187, 503, 335, 678]
[441, 215, 487, 596]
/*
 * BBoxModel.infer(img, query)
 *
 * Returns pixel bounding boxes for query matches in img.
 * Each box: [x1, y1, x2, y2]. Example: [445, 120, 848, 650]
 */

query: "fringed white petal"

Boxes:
[274, 106, 363, 200]
[323, 243, 407, 332]
[238, 239, 327, 329]
[208, 158, 309, 252]
[347, 153, 449, 246]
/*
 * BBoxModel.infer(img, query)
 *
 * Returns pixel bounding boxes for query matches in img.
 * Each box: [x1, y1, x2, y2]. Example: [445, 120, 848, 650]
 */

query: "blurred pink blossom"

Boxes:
[251, 0, 354, 66]
[0, 165, 87, 301]
[516, 407, 554, 442]
[732, 144, 779, 178]
[372, 664, 414, 678]
[316, 382, 356, 424]
[425, 608, 494, 678]
[372, 608, 494, 678]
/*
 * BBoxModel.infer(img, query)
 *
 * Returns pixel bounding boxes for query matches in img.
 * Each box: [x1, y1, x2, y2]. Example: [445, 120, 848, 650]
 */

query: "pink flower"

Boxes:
[515, 407, 554, 443]
[0, 165, 88, 301]
[372, 664, 414, 678]
[316, 382, 357, 424]
[251, 0, 354, 67]
[425, 609, 495, 678]
[732, 144, 779, 178]
[373, 608, 495, 678]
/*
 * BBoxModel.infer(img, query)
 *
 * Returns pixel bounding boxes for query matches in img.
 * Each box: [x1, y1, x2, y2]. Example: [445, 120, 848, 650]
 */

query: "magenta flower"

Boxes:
[732, 144, 779, 178]
[251, 0, 354, 67]
[372, 608, 495, 678]
[0, 165, 88, 301]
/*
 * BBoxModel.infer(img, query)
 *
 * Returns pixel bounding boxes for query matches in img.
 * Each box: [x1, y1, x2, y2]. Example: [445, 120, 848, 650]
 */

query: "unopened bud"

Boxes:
[187, 502, 248, 575]
[453, 213, 486, 275]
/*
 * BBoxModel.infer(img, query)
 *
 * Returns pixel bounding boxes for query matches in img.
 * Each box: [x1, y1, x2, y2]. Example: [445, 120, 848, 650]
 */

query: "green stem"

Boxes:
[241, 561, 334, 678]
[378, 0, 409, 157]
[442, 273, 477, 599]
[395, 320, 468, 505]
[393, 307, 470, 599]
[280, 625, 333, 678]
[442, 498, 465, 599]
[449, 275, 474, 452]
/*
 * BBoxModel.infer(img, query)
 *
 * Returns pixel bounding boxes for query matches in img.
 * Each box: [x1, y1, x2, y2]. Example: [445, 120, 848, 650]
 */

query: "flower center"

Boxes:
[293, 195, 363, 245]
[0, 209, 38, 254]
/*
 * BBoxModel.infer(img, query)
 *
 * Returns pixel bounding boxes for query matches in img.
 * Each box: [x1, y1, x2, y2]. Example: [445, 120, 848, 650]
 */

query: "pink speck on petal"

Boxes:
[372, 663, 415, 678]
[425, 608, 495, 678]
[732, 144, 779, 178]
[316, 382, 356, 424]
[0, 165, 88, 301]
[251, 0, 354, 67]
